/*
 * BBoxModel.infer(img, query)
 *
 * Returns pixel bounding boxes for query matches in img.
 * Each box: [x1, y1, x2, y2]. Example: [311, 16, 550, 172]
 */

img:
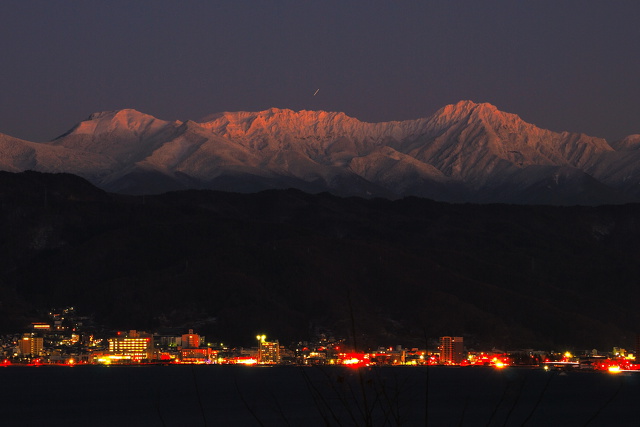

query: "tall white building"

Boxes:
[439, 336, 464, 364]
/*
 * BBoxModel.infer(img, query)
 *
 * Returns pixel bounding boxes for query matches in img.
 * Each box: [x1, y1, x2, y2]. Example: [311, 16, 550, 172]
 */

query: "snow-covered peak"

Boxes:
[610, 134, 640, 151]
[49, 109, 181, 165]
[70, 109, 170, 136]
[53, 108, 177, 143]
[1, 101, 636, 204]
[427, 100, 527, 133]
[197, 108, 430, 147]
[88, 108, 144, 121]
[435, 100, 498, 116]
[199, 108, 353, 135]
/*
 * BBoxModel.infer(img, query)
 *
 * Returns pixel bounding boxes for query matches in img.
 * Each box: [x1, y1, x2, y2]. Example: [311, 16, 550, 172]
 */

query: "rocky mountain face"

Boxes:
[1, 101, 638, 204]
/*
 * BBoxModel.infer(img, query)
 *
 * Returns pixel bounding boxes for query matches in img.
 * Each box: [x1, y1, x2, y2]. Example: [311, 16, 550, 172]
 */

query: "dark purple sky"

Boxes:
[1, 0, 639, 142]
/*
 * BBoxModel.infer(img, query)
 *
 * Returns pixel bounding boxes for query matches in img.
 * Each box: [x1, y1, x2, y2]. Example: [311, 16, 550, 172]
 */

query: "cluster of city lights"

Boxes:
[2, 315, 638, 373]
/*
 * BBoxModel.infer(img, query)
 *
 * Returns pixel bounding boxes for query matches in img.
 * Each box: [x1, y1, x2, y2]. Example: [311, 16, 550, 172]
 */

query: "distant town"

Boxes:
[1, 307, 637, 373]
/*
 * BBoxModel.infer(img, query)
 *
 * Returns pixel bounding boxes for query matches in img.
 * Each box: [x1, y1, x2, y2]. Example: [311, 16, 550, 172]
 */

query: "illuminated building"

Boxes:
[18, 334, 44, 357]
[259, 340, 280, 364]
[31, 322, 51, 331]
[181, 347, 215, 363]
[255, 335, 280, 364]
[613, 347, 627, 358]
[177, 329, 213, 363]
[439, 336, 464, 364]
[181, 329, 200, 349]
[107, 330, 154, 362]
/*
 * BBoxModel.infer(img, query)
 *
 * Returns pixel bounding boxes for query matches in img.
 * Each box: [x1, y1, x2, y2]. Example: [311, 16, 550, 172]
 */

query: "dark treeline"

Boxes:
[1, 171, 639, 351]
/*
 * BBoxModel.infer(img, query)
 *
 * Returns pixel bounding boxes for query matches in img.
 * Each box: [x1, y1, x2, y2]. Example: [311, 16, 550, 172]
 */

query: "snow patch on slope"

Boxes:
[0, 101, 637, 204]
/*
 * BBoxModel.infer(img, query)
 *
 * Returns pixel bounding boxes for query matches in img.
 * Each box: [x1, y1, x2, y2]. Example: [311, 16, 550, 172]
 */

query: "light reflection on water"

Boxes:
[0, 365, 638, 426]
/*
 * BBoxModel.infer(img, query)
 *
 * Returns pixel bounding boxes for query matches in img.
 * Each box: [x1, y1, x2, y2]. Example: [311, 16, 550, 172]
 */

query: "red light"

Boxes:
[342, 353, 368, 367]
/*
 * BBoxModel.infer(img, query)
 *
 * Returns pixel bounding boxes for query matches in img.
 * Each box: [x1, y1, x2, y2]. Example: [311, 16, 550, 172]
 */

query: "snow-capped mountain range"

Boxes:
[2, 100, 639, 204]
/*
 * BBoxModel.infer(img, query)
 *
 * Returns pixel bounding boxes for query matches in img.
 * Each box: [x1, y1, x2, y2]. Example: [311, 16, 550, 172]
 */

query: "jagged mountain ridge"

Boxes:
[1, 101, 637, 204]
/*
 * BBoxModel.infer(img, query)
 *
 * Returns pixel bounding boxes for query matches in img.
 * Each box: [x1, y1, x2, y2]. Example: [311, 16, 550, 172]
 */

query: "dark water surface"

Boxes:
[1, 365, 638, 426]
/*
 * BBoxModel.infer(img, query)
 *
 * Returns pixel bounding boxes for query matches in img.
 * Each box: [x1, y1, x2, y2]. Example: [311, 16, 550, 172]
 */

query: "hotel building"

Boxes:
[439, 336, 464, 364]
[105, 330, 155, 363]
[18, 333, 44, 357]
[259, 340, 281, 364]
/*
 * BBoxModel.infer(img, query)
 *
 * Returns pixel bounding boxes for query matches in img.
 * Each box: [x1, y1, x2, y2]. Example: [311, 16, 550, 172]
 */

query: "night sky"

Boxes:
[1, 0, 639, 142]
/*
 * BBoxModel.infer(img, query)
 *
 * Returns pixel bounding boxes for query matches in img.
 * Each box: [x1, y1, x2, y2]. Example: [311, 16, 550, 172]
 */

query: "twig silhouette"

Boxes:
[299, 366, 344, 426]
[521, 370, 556, 426]
[423, 328, 430, 427]
[234, 377, 266, 427]
[457, 394, 470, 427]
[372, 369, 404, 426]
[485, 378, 511, 427]
[347, 289, 373, 426]
[583, 375, 624, 426]
[155, 388, 168, 427]
[502, 372, 527, 426]
[270, 390, 292, 427]
[190, 364, 208, 427]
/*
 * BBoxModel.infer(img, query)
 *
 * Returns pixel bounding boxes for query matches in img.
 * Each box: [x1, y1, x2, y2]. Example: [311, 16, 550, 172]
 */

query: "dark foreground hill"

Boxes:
[1, 171, 639, 351]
